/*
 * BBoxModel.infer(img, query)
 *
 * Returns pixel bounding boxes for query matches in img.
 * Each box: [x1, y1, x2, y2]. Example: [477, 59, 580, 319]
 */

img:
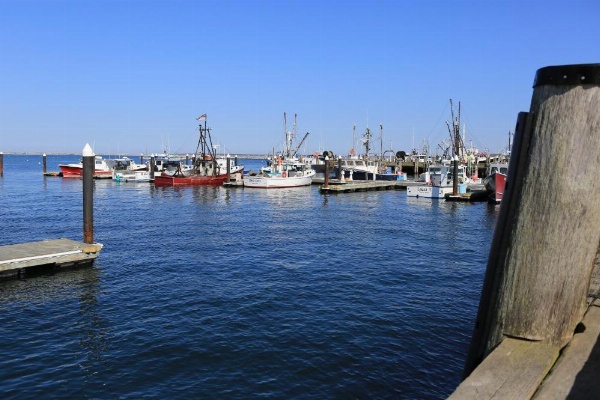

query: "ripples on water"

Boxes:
[0, 155, 498, 399]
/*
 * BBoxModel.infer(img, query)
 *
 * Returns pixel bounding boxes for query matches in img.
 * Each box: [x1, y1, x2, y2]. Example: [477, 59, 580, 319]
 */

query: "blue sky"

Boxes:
[0, 0, 598, 156]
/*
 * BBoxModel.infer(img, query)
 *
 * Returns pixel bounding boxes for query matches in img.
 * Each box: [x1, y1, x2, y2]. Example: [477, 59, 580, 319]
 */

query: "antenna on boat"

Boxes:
[352, 124, 356, 156]
[379, 124, 384, 160]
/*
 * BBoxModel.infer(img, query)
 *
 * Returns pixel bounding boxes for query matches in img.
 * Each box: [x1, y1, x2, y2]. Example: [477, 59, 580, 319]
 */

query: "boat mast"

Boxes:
[194, 115, 218, 176]
[379, 124, 383, 160]
[363, 127, 371, 158]
[352, 124, 356, 156]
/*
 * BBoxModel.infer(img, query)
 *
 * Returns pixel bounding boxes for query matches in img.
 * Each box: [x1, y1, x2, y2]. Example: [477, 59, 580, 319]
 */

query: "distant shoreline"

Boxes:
[1, 152, 270, 159]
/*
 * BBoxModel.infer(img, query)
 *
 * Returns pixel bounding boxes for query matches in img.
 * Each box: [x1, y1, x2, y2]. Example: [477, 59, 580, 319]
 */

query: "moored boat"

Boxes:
[244, 157, 315, 188]
[407, 164, 455, 199]
[244, 113, 315, 189]
[59, 155, 113, 178]
[483, 162, 508, 203]
[153, 115, 244, 186]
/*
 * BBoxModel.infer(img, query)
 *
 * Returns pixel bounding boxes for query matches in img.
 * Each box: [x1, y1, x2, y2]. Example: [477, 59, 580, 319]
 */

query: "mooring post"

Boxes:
[82, 144, 94, 244]
[42, 153, 47, 174]
[463, 63, 600, 377]
[452, 155, 459, 195]
[324, 156, 330, 188]
[337, 157, 343, 182]
[0, 152, 3, 177]
[235, 155, 238, 167]
[226, 154, 231, 183]
[140, 153, 144, 165]
[150, 155, 155, 180]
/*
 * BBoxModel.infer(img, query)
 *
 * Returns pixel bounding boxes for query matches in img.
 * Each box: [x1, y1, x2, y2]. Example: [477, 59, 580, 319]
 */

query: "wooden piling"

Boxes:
[464, 64, 600, 377]
[82, 144, 94, 244]
[452, 155, 458, 195]
[323, 156, 330, 188]
[0, 152, 3, 176]
[226, 155, 231, 183]
[42, 153, 47, 174]
[150, 155, 155, 180]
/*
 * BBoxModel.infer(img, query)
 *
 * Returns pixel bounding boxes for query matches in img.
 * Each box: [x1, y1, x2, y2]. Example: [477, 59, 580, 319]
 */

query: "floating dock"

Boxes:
[0, 238, 102, 279]
[318, 180, 419, 193]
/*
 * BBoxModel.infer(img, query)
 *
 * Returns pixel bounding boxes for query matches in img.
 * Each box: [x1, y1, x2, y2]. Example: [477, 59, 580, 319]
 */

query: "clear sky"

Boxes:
[0, 0, 598, 156]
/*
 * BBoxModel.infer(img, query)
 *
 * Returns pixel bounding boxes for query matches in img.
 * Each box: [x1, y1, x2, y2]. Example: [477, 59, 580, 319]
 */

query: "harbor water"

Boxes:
[0, 154, 499, 399]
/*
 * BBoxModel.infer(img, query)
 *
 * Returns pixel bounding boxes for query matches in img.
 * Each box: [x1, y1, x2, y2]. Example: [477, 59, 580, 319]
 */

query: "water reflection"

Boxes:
[0, 265, 107, 381]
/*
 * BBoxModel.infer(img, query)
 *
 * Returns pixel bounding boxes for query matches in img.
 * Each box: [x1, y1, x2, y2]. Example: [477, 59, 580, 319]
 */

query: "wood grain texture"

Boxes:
[449, 338, 559, 400]
[496, 84, 600, 347]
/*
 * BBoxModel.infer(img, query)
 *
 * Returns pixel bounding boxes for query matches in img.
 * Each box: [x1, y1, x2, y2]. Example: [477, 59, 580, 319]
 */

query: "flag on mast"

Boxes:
[196, 114, 207, 121]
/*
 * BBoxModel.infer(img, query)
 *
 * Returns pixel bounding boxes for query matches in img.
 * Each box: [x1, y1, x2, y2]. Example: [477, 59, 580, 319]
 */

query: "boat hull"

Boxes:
[59, 164, 112, 178]
[113, 170, 152, 182]
[406, 185, 454, 199]
[154, 173, 227, 186]
[483, 172, 507, 203]
[243, 174, 314, 189]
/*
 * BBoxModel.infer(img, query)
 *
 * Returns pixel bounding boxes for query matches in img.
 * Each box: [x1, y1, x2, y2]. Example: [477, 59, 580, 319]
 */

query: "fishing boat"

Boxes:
[59, 155, 113, 178]
[407, 164, 456, 198]
[244, 156, 315, 188]
[153, 154, 194, 176]
[244, 113, 315, 189]
[112, 157, 151, 182]
[483, 162, 508, 203]
[154, 115, 244, 186]
[407, 99, 469, 199]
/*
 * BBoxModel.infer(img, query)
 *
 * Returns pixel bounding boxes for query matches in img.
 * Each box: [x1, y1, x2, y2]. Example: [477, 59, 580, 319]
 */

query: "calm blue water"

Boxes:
[0, 154, 498, 399]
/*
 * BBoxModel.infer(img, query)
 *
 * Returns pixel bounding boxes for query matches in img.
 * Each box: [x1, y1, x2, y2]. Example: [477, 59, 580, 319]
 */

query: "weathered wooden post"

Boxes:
[452, 154, 459, 195]
[82, 144, 95, 244]
[464, 64, 600, 377]
[139, 153, 144, 165]
[42, 153, 47, 174]
[337, 157, 343, 182]
[150, 155, 155, 180]
[226, 154, 231, 183]
[324, 156, 330, 188]
[0, 152, 3, 176]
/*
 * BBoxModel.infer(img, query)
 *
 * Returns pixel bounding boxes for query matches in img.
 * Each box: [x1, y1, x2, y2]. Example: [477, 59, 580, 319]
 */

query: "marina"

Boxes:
[1, 65, 598, 399]
[0, 152, 497, 399]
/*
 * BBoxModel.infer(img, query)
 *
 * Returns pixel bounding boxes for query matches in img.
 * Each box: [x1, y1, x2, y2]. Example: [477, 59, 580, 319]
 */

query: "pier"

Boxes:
[0, 144, 103, 280]
[318, 180, 414, 193]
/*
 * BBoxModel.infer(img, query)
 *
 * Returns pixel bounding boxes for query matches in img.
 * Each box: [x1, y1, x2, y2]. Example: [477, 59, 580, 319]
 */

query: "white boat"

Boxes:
[153, 154, 194, 176]
[244, 112, 315, 189]
[407, 164, 456, 198]
[113, 169, 152, 182]
[112, 157, 152, 182]
[244, 157, 315, 188]
[59, 155, 113, 178]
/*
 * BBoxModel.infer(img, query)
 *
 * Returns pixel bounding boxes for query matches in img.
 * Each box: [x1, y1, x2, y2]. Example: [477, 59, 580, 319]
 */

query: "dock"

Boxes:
[318, 180, 416, 193]
[316, 180, 491, 202]
[0, 238, 102, 279]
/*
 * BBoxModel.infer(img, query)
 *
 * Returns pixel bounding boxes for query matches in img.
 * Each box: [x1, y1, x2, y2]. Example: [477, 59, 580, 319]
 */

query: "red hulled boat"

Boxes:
[153, 115, 244, 186]
[59, 156, 113, 178]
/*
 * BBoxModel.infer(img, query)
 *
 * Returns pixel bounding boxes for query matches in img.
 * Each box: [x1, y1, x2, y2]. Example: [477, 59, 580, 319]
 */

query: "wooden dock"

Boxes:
[318, 180, 421, 193]
[0, 238, 102, 279]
